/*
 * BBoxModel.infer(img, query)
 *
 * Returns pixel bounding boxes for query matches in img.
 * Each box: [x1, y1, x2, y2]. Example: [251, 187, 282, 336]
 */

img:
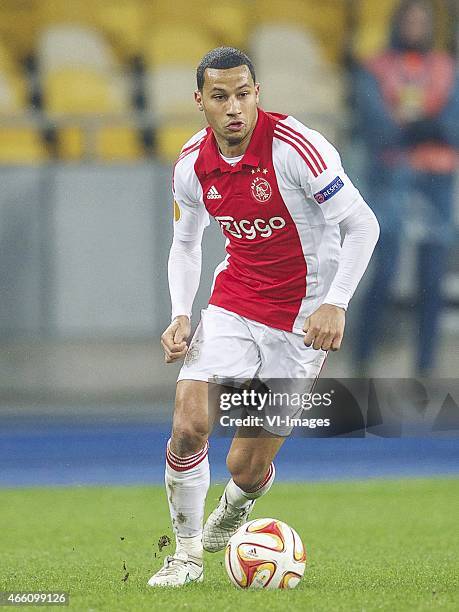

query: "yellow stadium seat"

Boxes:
[0, 40, 18, 76]
[38, 25, 119, 74]
[37, 0, 147, 61]
[253, 0, 347, 64]
[96, 125, 144, 161]
[58, 126, 85, 160]
[148, 0, 209, 28]
[353, 28, 389, 62]
[156, 123, 205, 163]
[143, 26, 216, 68]
[38, 0, 99, 29]
[251, 24, 324, 71]
[0, 127, 48, 163]
[96, 2, 146, 59]
[57, 124, 144, 161]
[202, 2, 249, 49]
[0, 0, 40, 59]
[302, 1, 347, 64]
[253, 0, 303, 23]
[353, 0, 399, 60]
[146, 67, 197, 119]
[0, 72, 27, 114]
[44, 69, 127, 114]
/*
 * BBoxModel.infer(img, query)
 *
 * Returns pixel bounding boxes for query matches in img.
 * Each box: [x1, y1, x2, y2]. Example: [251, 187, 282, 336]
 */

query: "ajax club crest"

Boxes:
[250, 174, 272, 203]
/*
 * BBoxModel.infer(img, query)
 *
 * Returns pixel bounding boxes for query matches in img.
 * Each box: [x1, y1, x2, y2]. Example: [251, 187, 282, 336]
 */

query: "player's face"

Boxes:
[195, 65, 259, 153]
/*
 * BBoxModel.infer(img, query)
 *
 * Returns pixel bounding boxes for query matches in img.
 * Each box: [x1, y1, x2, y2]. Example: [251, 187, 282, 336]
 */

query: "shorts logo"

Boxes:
[215, 215, 286, 240]
[184, 343, 200, 367]
[250, 177, 272, 203]
[314, 176, 344, 204]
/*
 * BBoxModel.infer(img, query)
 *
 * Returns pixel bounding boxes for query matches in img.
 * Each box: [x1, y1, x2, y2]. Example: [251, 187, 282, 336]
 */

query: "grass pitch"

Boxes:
[1, 479, 458, 611]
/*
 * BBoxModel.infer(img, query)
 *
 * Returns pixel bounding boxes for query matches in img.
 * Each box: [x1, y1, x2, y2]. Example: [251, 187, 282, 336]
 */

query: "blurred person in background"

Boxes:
[353, 0, 459, 376]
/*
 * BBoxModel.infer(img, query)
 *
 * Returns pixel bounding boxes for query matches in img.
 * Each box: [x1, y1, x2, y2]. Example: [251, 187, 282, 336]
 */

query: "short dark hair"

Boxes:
[196, 47, 256, 91]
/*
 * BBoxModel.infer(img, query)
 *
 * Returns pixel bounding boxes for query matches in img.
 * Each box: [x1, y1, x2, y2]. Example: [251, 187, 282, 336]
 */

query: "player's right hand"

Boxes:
[161, 315, 191, 363]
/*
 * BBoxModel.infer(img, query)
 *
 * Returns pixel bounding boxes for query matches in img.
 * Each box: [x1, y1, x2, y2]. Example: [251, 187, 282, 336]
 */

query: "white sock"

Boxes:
[165, 439, 210, 561]
[225, 463, 275, 508]
[175, 534, 203, 562]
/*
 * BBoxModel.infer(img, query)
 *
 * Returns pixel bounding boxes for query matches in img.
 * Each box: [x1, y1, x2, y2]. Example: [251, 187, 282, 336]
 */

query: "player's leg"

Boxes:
[148, 380, 209, 586]
[148, 306, 261, 586]
[203, 428, 283, 552]
[226, 427, 282, 496]
[203, 318, 327, 553]
[167, 381, 210, 555]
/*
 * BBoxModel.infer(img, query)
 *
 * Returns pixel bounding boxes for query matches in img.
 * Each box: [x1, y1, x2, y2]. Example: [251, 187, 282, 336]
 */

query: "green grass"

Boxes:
[1, 479, 458, 611]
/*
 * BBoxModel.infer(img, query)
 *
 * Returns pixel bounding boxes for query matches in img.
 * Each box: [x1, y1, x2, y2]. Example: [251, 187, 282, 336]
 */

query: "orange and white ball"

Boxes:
[225, 518, 307, 589]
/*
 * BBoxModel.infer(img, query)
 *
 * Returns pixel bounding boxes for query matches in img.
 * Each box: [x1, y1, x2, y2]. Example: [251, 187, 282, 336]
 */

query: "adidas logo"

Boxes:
[206, 186, 222, 200]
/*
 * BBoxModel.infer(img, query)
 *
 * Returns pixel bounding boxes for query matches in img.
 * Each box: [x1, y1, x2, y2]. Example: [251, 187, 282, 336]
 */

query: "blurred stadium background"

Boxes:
[0, 0, 458, 488]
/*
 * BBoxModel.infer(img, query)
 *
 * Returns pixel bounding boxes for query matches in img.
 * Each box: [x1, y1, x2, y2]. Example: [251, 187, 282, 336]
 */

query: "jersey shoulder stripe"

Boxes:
[177, 140, 202, 164]
[180, 127, 208, 153]
[176, 128, 208, 162]
[274, 124, 324, 175]
[274, 126, 323, 176]
[273, 131, 319, 176]
[276, 118, 327, 173]
[177, 139, 205, 163]
[173, 131, 207, 194]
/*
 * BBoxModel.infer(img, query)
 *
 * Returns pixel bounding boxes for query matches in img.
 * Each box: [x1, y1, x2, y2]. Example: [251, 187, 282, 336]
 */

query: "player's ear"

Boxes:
[194, 90, 204, 111]
[254, 83, 260, 104]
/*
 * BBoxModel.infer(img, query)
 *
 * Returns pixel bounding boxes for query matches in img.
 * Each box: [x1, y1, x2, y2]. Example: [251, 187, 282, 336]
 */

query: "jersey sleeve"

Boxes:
[285, 122, 362, 225]
[172, 157, 210, 241]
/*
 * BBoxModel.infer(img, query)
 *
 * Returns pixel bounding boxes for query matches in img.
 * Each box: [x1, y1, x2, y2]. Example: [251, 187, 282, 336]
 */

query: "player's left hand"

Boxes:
[303, 304, 345, 351]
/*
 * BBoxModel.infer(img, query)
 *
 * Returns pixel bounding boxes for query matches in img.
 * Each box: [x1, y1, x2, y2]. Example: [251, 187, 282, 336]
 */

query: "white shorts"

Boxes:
[178, 305, 327, 436]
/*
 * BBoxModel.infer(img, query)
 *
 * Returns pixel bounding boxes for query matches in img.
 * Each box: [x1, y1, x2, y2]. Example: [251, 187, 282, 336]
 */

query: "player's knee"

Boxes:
[171, 423, 207, 456]
[171, 398, 208, 454]
[171, 385, 208, 455]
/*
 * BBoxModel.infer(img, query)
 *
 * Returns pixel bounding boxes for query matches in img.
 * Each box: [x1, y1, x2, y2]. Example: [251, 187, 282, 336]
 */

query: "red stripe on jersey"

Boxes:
[274, 125, 323, 175]
[173, 139, 204, 190]
[274, 133, 319, 177]
[277, 121, 327, 171]
[177, 140, 203, 163]
[180, 136, 205, 156]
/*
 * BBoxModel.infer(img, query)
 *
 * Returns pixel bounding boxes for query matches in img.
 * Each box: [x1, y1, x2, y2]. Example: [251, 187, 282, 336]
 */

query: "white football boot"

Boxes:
[147, 552, 203, 587]
[202, 494, 255, 552]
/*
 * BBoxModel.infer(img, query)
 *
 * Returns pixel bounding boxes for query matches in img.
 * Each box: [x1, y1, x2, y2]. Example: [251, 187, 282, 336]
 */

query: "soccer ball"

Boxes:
[225, 518, 307, 589]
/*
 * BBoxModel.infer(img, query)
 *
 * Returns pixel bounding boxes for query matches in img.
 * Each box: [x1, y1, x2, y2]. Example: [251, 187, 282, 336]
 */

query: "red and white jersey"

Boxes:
[172, 109, 363, 334]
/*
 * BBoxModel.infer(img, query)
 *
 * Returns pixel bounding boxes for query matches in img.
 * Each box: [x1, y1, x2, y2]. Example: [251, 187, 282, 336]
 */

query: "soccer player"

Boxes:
[148, 47, 380, 586]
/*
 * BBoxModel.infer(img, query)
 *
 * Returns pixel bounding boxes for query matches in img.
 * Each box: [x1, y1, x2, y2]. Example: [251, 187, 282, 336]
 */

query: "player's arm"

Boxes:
[162, 236, 202, 363]
[161, 161, 209, 364]
[284, 120, 379, 350]
[303, 200, 379, 351]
